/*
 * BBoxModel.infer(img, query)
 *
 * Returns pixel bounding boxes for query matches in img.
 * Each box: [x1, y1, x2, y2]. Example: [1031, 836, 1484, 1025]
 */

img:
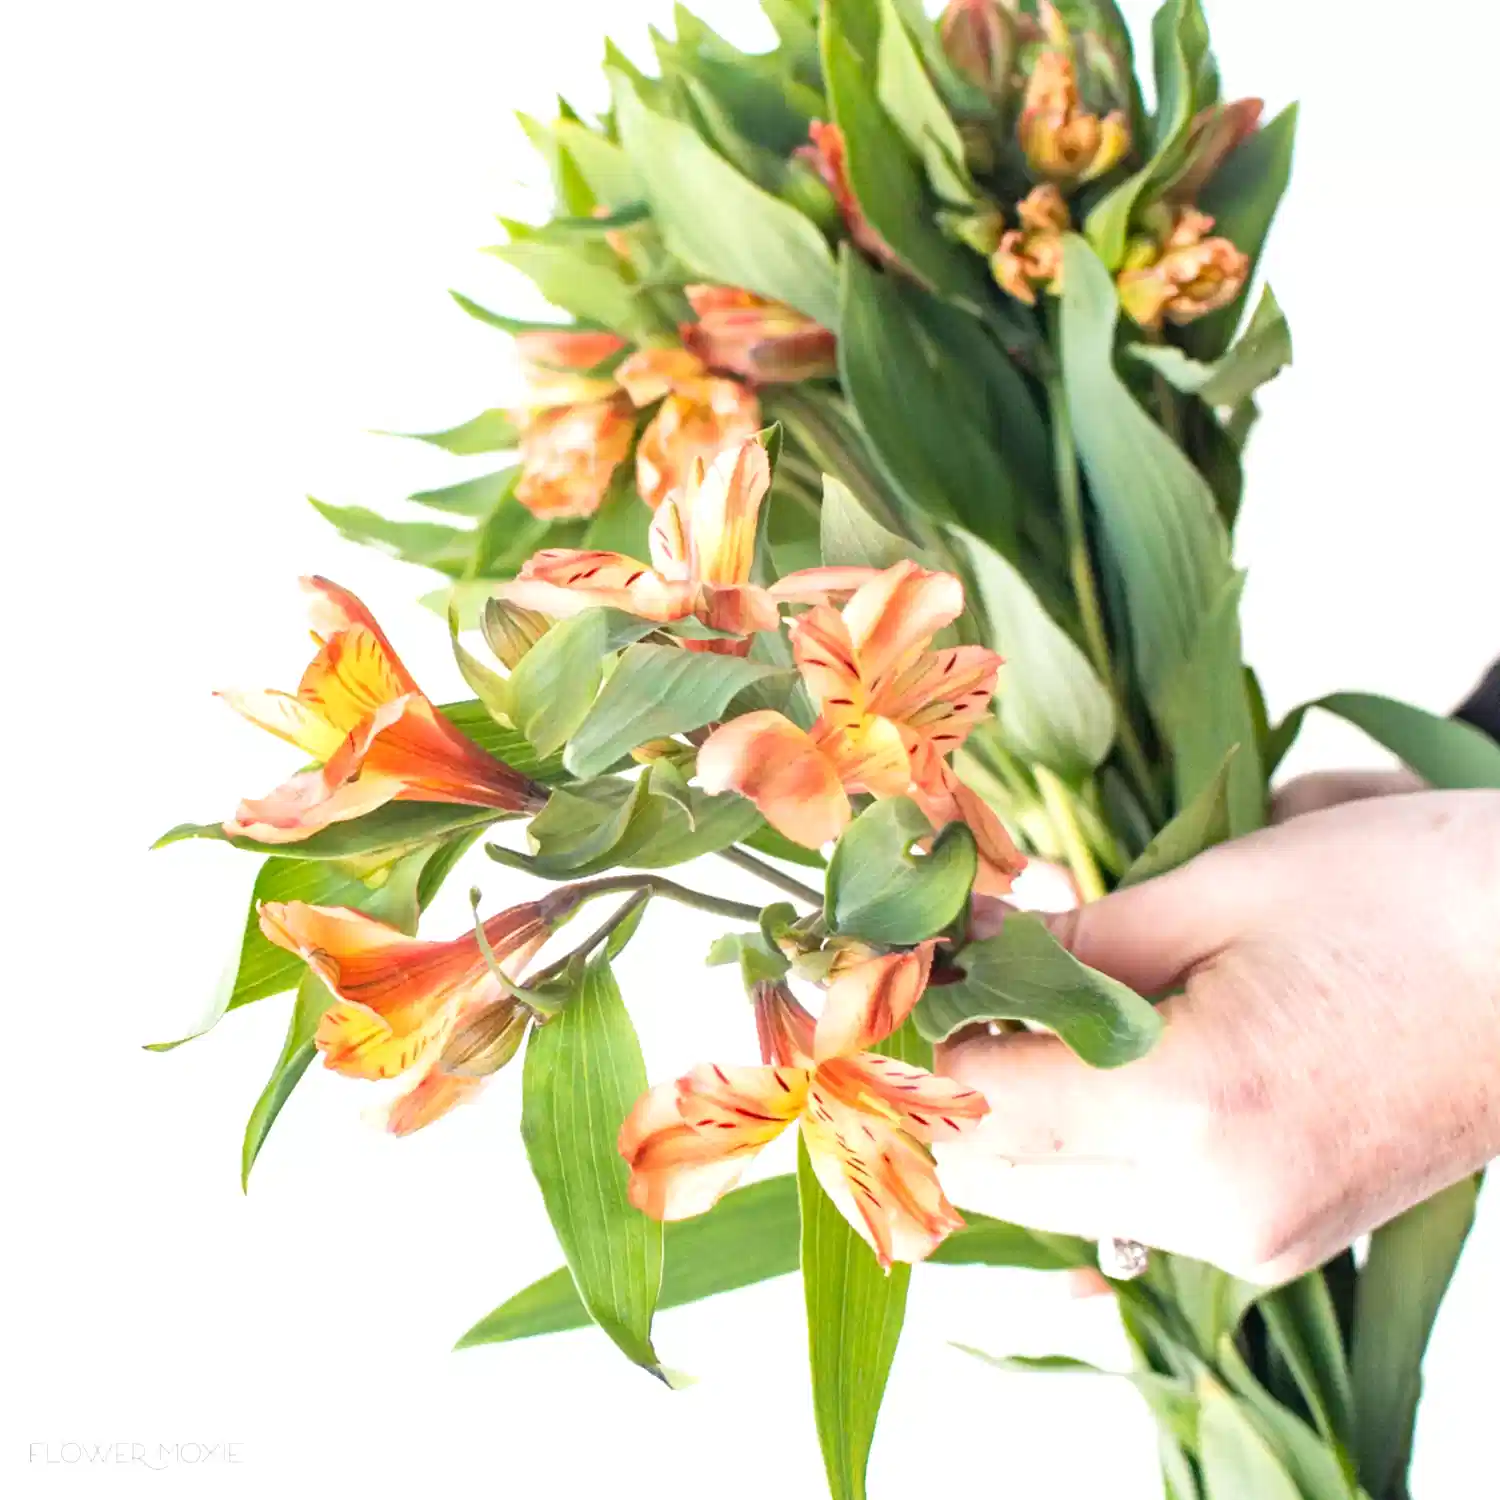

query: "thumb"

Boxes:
[976, 842, 1258, 995]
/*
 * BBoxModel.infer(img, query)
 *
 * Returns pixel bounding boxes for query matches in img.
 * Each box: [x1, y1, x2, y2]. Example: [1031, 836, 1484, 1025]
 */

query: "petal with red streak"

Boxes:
[816, 1053, 989, 1142]
[815, 942, 937, 1060]
[769, 566, 884, 605]
[840, 563, 965, 689]
[682, 439, 770, 587]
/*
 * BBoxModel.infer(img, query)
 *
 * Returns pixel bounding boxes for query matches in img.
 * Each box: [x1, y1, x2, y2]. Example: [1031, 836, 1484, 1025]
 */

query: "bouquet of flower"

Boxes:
[156, 2, 1500, 1496]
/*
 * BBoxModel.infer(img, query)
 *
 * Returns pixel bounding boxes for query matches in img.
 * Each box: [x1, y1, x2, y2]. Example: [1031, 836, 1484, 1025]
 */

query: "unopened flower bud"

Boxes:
[440, 998, 530, 1077]
[630, 738, 694, 766]
[1171, 98, 1263, 201]
[1017, 13, 1130, 185]
[1115, 207, 1250, 331]
[939, 0, 1017, 103]
[944, 204, 1008, 257]
[481, 597, 551, 670]
[991, 184, 1070, 304]
[681, 285, 837, 385]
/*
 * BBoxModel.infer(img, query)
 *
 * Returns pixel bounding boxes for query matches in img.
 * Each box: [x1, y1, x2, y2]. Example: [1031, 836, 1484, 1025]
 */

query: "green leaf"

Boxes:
[553, 119, 643, 206]
[744, 823, 828, 869]
[611, 76, 839, 330]
[1129, 287, 1291, 409]
[438, 699, 570, 782]
[1215, 1339, 1361, 1500]
[520, 952, 665, 1375]
[241, 974, 332, 1189]
[399, 408, 519, 455]
[873, 0, 974, 205]
[155, 802, 508, 861]
[488, 222, 661, 341]
[501, 775, 762, 878]
[458, 1173, 1090, 1348]
[1271, 692, 1500, 789]
[838, 252, 1027, 556]
[1196, 1379, 1304, 1500]
[506, 610, 608, 757]
[952, 528, 1115, 777]
[1350, 1176, 1480, 1498]
[458, 1176, 801, 1347]
[448, 606, 510, 727]
[822, 0, 986, 301]
[819, 475, 917, 572]
[826, 797, 977, 946]
[447, 293, 593, 338]
[799, 1134, 909, 1500]
[1060, 237, 1262, 833]
[1121, 746, 1235, 885]
[1258, 1272, 1356, 1452]
[408, 467, 519, 517]
[308, 499, 474, 577]
[1085, 0, 1213, 268]
[1183, 103, 1299, 360]
[563, 644, 785, 779]
[913, 912, 1162, 1066]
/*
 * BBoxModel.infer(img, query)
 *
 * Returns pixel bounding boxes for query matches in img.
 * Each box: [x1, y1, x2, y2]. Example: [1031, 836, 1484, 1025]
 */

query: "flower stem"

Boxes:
[549, 873, 764, 925]
[716, 845, 824, 906]
[1034, 766, 1107, 904]
[1042, 347, 1166, 825]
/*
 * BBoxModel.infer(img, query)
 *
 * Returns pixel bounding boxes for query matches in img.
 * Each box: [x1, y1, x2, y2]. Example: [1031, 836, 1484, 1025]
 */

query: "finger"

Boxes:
[1271, 768, 1424, 824]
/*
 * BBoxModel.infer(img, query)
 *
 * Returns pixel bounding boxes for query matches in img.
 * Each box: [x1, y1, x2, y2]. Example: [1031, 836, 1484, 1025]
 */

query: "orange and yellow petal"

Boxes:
[496, 549, 696, 623]
[770, 566, 884, 605]
[696, 710, 851, 850]
[800, 1088, 965, 1267]
[618, 1069, 806, 1221]
[682, 439, 770, 588]
[696, 583, 780, 637]
[314, 996, 457, 1081]
[812, 713, 911, 799]
[635, 385, 761, 511]
[816, 1052, 989, 1142]
[753, 980, 818, 1069]
[516, 399, 633, 519]
[907, 760, 1027, 896]
[790, 604, 867, 733]
[383, 1064, 488, 1135]
[616, 347, 710, 407]
[841, 563, 966, 690]
[874, 645, 1001, 751]
[296, 625, 412, 739]
[815, 942, 937, 1061]
[647, 494, 691, 581]
[217, 687, 347, 763]
[515, 329, 626, 407]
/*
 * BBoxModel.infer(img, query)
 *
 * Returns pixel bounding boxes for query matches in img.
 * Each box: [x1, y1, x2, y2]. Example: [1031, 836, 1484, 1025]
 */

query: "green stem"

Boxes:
[1043, 339, 1166, 825]
[1034, 766, 1107, 903]
[717, 845, 824, 906]
[523, 890, 654, 999]
[549, 873, 764, 925]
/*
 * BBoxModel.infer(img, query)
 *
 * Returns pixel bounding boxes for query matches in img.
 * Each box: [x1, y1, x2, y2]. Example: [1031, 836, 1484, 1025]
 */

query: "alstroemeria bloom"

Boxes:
[616, 346, 761, 510]
[1017, 46, 1129, 184]
[495, 439, 778, 644]
[511, 329, 634, 519]
[992, 184, 1070, 305]
[696, 561, 1027, 893]
[681, 285, 837, 385]
[259, 899, 551, 1134]
[1116, 207, 1250, 330]
[221, 577, 546, 843]
[619, 955, 989, 1267]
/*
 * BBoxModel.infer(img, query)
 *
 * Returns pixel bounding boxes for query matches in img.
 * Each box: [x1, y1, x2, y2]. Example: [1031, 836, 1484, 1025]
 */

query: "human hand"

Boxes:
[935, 790, 1500, 1283]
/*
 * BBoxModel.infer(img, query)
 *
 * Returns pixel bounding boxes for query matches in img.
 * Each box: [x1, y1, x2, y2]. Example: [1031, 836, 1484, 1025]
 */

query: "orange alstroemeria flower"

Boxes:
[220, 577, 546, 844]
[681, 285, 837, 385]
[512, 329, 634, 519]
[495, 438, 779, 646]
[259, 899, 551, 1133]
[992, 183, 1071, 305]
[616, 346, 761, 510]
[696, 561, 1027, 892]
[619, 955, 989, 1268]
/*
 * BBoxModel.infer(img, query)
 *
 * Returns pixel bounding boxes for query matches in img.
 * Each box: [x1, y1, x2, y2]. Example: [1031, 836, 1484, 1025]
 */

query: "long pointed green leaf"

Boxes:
[1258, 1272, 1356, 1452]
[1351, 1177, 1480, 1498]
[520, 953, 665, 1376]
[241, 974, 332, 1189]
[799, 1135, 909, 1500]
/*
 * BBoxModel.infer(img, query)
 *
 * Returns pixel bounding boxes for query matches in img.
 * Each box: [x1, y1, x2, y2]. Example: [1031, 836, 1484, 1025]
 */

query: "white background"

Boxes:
[5, 1, 1499, 1495]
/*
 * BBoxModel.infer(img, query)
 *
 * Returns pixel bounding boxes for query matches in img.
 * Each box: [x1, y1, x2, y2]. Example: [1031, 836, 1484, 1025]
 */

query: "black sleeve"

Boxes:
[1456, 661, 1500, 742]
